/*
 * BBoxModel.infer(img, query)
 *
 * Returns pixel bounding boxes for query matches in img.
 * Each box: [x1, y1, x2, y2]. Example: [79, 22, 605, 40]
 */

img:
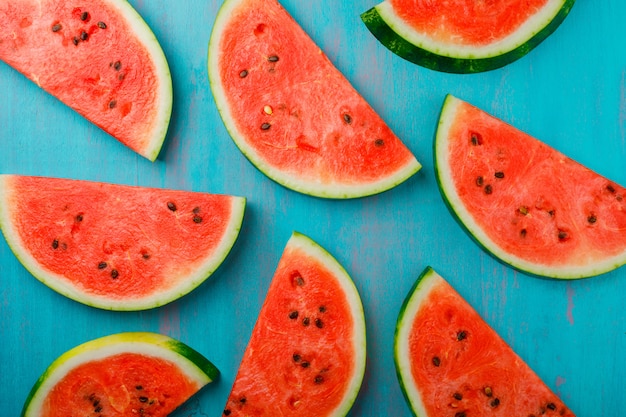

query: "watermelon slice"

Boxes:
[0, 175, 245, 310]
[208, 0, 421, 199]
[361, 0, 576, 73]
[434, 95, 626, 279]
[222, 232, 366, 416]
[0, 0, 172, 160]
[395, 267, 576, 416]
[21, 332, 219, 417]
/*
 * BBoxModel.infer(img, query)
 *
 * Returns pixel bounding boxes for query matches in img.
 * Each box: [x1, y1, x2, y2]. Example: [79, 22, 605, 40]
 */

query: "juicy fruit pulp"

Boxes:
[223, 232, 366, 416]
[395, 267, 576, 416]
[435, 95, 626, 279]
[208, 0, 420, 198]
[21, 332, 219, 417]
[0, 0, 172, 160]
[0, 175, 245, 310]
[361, 0, 575, 73]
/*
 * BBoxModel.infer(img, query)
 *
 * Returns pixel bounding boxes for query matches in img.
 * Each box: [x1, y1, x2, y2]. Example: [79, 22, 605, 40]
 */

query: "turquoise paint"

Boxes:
[0, 0, 624, 415]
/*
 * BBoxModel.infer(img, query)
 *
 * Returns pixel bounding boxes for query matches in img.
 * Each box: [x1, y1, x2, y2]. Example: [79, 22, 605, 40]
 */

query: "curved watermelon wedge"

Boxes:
[0, 0, 172, 160]
[0, 175, 245, 310]
[395, 267, 576, 417]
[435, 95, 626, 279]
[21, 332, 219, 417]
[222, 232, 366, 416]
[208, 0, 420, 199]
[361, 0, 575, 73]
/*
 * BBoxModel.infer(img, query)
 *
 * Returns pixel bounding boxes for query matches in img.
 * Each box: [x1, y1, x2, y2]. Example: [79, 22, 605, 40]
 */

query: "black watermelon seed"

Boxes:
[108, 100, 117, 109]
[80, 11, 89, 21]
[484, 184, 493, 194]
[192, 206, 200, 214]
[51, 23, 62, 32]
[301, 361, 310, 368]
[548, 210, 555, 218]
[268, 55, 279, 62]
[302, 317, 310, 326]
[483, 386, 493, 397]
[453, 392, 463, 400]
[113, 61, 122, 71]
[239, 69, 248, 78]
[374, 138, 385, 147]
[432, 356, 441, 367]
[558, 230, 569, 241]
[607, 184, 616, 193]
[314, 375, 324, 384]
[475, 176, 484, 186]
[546, 402, 557, 410]
[72, 37, 79, 45]
[142, 253, 150, 260]
[456, 330, 467, 341]
[455, 412, 466, 417]
[292, 272, 305, 286]
[494, 171, 505, 179]
[588, 214, 597, 224]
[135, 385, 143, 390]
[94, 406, 103, 412]
[289, 310, 299, 320]
[343, 113, 352, 124]
[193, 216, 203, 223]
[76, 214, 83, 222]
[261, 122, 271, 130]
[470, 131, 483, 145]
[520, 229, 527, 238]
[239, 397, 247, 404]
[139, 397, 148, 403]
[52, 239, 59, 249]
[293, 353, 301, 362]
[315, 318, 323, 328]
[167, 201, 177, 211]
[223, 410, 231, 416]
[98, 262, 107, 269]
[111, 269, 119, 279]
[490, 398, 500, 407]
[80, 31, 88, 41]
[97, 21, 107, 29]
[319, 305, 326, 313]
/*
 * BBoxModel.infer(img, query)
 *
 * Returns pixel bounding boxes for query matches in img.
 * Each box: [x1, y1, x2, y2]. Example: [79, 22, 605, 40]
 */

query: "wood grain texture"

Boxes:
[1, 0, 624, 416]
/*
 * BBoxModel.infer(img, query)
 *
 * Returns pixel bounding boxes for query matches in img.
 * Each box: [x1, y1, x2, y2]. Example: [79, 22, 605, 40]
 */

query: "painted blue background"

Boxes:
[1, 0, 624, 415]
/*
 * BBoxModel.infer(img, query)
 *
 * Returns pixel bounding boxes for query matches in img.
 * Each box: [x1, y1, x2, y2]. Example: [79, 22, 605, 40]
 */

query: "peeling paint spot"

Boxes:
[555, 375, 566, 388]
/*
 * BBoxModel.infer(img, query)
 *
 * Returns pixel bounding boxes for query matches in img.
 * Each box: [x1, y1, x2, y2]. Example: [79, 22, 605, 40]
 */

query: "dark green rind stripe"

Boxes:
[393, 266, 436, 417]
[361, 1, 576, 74]
[167, 339, 221, 382]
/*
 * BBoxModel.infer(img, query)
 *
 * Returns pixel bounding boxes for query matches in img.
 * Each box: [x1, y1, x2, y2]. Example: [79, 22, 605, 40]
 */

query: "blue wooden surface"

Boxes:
[1, 0, 624, 415]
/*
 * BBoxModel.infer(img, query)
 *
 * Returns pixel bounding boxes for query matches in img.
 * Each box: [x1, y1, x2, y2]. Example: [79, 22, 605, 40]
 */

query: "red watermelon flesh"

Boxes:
[0, 175, 245, 310]
[435, 95, 626, 279]
[208, 0, 420, 198]
[42, 353, 199, 416]
[388, 0, 551, 46]
[395, 267, 576, 416]
[0, 0, 171, 161]
[223, 232, 366, 416]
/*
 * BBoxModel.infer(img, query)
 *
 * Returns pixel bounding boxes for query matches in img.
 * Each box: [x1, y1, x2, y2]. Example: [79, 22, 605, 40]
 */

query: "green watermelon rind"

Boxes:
[393, 266, 439, 417]
[207, 0, 421, 199]
[285, 231, 367, 416]
[434, 95, 626, 279]
[0, 174, 247, 310]
[21, 332, 219, 417]
[361, 0, 576, 74]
